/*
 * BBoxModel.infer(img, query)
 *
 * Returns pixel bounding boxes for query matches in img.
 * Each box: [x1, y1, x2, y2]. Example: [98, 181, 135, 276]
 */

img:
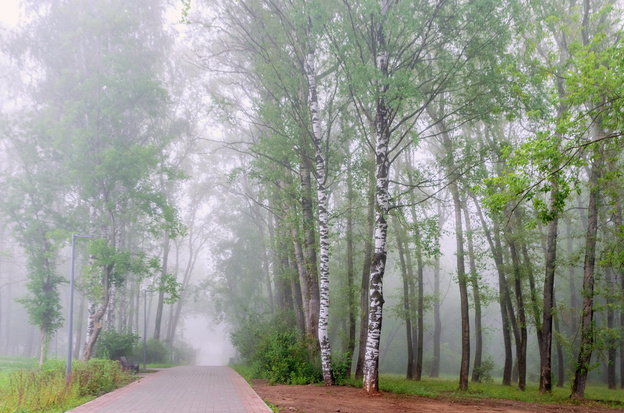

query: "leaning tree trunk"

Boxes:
[306, 41, 333, 385]
[83, 266, 112, 361]
[571, 142, 604, 399]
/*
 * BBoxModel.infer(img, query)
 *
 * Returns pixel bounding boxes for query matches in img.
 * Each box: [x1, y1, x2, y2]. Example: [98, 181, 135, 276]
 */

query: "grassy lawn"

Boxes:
[341, 374, 624, 409]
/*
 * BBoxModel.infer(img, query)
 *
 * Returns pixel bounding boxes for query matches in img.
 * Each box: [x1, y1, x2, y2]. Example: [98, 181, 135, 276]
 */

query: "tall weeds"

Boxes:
[0, 359, 132, 413]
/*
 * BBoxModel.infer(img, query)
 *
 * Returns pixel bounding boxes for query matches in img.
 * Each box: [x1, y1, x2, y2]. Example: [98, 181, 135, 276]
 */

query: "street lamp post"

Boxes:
[143, 289, 147, 372]
[66, 234, 91, 382]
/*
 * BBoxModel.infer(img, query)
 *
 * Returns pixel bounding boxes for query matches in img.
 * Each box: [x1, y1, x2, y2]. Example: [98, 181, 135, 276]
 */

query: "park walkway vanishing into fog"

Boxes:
[68, 366, 272, 413]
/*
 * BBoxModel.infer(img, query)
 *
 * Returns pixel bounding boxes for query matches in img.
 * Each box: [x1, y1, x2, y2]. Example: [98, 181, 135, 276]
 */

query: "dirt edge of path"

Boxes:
[251, 379, 623, 413]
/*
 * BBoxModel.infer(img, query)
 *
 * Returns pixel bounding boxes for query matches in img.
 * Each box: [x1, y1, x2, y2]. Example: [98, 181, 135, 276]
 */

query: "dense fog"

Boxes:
[1, 0, 624, 399]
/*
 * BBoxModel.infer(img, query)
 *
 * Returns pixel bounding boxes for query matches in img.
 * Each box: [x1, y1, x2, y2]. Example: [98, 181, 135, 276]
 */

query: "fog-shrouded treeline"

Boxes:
[1, 0, 624, 400]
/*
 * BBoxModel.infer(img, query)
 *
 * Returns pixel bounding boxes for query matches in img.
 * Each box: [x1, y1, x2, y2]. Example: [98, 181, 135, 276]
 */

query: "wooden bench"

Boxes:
[116, 356, 139, 373]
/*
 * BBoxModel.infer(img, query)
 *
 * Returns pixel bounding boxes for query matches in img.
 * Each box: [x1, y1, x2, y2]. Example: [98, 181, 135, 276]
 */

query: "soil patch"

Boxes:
[252, 380, 622, 413]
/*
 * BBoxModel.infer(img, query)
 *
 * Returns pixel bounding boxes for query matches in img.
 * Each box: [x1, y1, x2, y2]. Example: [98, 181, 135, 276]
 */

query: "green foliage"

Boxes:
[472, 357, 495, 383]
[329, 352, 351, 384]
[230, 315, 321, 385]
[95, 329, 139, 360]
[135, 339, 169, 364]
[0, 359, 132, 413]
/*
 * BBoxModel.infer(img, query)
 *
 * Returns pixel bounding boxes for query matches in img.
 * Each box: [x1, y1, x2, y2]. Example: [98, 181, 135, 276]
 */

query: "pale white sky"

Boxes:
[0, 0, 20, 28]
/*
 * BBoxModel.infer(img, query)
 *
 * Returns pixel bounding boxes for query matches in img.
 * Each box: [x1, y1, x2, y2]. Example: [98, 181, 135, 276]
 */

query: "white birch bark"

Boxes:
[305, 41, 334, 386]
[363, 1, 390, 393]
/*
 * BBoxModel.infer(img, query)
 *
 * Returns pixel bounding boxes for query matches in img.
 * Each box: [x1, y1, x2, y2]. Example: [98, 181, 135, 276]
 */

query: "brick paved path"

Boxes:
[68, 366, 272, 413]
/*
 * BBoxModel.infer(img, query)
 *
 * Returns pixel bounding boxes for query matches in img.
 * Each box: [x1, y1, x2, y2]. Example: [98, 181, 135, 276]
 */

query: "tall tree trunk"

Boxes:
[605, 268, 616, 389]
[363, 15, 391, 391]
[306, 44, 333, 385]
[571, 142, 604, 399]
[73, 293, 85, 360]
[463, 201, 483, 383]
[392, 216, 414, 380]
[345, 150, 356, 378]
[411, 222, 424, 381]
[539, 184, 560, 393]
[430, 205, 443, 378]
[290, 256, 306, 335]
[300, 156, 321, 349]
[450, 184, 470, 391]
[613, 204, 624, 389]
[508, 237, 527, 391]
[473, 197, 512, 385]
[554, 304, 565, 387]
[355, 162, 375, 379]
[153, 231, 170, 341]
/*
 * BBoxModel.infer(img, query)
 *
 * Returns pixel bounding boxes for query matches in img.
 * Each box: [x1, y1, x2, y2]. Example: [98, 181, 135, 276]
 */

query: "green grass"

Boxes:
[0, 356, 37, 372]
[0, 358, 134, 413]
[341, 374, 624, 409]
[145, 362, 177, 369]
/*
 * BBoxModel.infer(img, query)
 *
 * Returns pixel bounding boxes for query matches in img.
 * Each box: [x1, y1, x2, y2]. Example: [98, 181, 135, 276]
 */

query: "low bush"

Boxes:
[0, 358, 132, 413]
[95, 329, 139, 360]
[231, 315, 321, 385]
[144, 338, 169, 364]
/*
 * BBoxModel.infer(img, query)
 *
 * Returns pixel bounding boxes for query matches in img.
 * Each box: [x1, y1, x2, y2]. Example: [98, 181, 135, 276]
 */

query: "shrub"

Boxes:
[95, 329, 139, 360]
[330, 352, 352, 383]
[231, 315, 321, 385]
[143, 338, 169, 363]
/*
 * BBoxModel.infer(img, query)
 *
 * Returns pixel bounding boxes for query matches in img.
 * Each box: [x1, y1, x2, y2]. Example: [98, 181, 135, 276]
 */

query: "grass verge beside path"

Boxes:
[343, 374, 624, 409]
[0, 358, 134, 413]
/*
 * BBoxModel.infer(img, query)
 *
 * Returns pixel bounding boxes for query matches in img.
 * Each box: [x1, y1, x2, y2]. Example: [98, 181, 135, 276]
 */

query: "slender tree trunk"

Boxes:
[449, 185, 470, 391]
[363, 19, 391, 391]
[153, 232, 170, 341]
[345, 150, 356, 378]
[605, 268, 616, 389]
[430, 206, 443, 378]
[392, 216, 414, 379]
[356, 148, 375, 379]
[565, 219, 578, 336]
[539, 184, 560, 393]
[554, 304, 565, 387]
[613, 204, 624, 389]
[300, 156, 321, 349]
[463, 201, 482, 383]
[473, 197, 512, 385]
[73, 293, 85, 359]
[412, 222, 424, 381]
[508, 237, 527, 391]
[306, 45, 333, 385]
[290, 257, 306, 335]
[571, 143, 604, 399]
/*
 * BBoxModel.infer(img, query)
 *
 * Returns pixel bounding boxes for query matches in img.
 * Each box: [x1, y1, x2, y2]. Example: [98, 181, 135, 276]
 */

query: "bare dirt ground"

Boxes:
[252, 380, 623, 413]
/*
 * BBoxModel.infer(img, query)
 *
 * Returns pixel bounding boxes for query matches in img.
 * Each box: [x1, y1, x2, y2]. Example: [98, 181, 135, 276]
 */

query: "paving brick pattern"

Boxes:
[68, 366, 272, 413]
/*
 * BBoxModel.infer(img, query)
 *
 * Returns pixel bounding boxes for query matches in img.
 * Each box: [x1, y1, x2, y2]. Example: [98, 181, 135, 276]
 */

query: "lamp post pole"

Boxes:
[66, 233, 91, 382]
[143, 289, 147, 372]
